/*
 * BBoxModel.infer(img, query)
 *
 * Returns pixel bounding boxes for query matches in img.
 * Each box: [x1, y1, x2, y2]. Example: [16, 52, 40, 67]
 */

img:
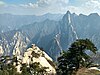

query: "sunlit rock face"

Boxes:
[0, 46, 4, 56]
[22, 44, 56, 74]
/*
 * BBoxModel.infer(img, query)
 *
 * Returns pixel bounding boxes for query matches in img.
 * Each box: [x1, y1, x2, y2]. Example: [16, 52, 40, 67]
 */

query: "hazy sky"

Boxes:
[0, 0, 100, 15]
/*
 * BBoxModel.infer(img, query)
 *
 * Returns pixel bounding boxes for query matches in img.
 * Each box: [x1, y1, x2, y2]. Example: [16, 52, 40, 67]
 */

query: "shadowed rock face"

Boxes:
[1, 11, 100, 61]
[24, 11, 100, 60]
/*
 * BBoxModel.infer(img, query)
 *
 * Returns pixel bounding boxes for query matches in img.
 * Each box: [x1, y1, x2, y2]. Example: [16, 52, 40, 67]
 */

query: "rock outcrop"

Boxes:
[22, 44, 56, 74]
[14, 44, 56, 74]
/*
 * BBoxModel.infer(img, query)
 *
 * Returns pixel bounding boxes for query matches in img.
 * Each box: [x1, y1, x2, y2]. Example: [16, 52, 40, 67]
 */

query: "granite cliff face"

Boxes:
[20, 11, 79, 59]
[1, 11, 100, 60]
[0, 31, 30, 56]
[26, 11, 100, 60]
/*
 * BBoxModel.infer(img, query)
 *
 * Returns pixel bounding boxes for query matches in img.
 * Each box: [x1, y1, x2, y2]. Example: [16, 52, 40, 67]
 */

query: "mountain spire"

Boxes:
[68, 12, 78, 40]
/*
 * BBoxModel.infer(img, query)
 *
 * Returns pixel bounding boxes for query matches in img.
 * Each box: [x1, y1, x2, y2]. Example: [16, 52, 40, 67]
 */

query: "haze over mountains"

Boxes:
[0, 13, 63, 32]
[0, 11, 100, 60]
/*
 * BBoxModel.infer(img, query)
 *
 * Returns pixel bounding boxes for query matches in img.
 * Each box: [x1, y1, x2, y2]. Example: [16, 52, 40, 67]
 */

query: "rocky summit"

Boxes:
[14, 44, 56, 74]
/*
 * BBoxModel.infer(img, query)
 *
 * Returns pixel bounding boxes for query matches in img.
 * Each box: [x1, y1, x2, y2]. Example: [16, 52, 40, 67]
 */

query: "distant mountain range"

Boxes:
[0, 13, 63, 32]
[0, 11, 100, 60]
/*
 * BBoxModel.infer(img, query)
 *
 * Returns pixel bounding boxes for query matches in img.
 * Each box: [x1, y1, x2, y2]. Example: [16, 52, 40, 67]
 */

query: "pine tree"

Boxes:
[57, 39, 97, 75]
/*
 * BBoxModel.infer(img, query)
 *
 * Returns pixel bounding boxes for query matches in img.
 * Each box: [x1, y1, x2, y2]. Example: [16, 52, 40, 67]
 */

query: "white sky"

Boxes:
[0, 0, 100, 15]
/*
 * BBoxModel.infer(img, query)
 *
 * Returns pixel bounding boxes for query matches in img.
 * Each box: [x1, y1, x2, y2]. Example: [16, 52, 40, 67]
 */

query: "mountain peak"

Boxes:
[66, 10, 71, 15]
[65, 11, 71, 16]
[62, 11, 72, 21]
[89, 13, 99, 17]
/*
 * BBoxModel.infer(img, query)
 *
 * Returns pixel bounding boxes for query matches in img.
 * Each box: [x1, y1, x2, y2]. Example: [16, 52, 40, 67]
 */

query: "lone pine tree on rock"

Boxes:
[57, 39, 97, 75]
